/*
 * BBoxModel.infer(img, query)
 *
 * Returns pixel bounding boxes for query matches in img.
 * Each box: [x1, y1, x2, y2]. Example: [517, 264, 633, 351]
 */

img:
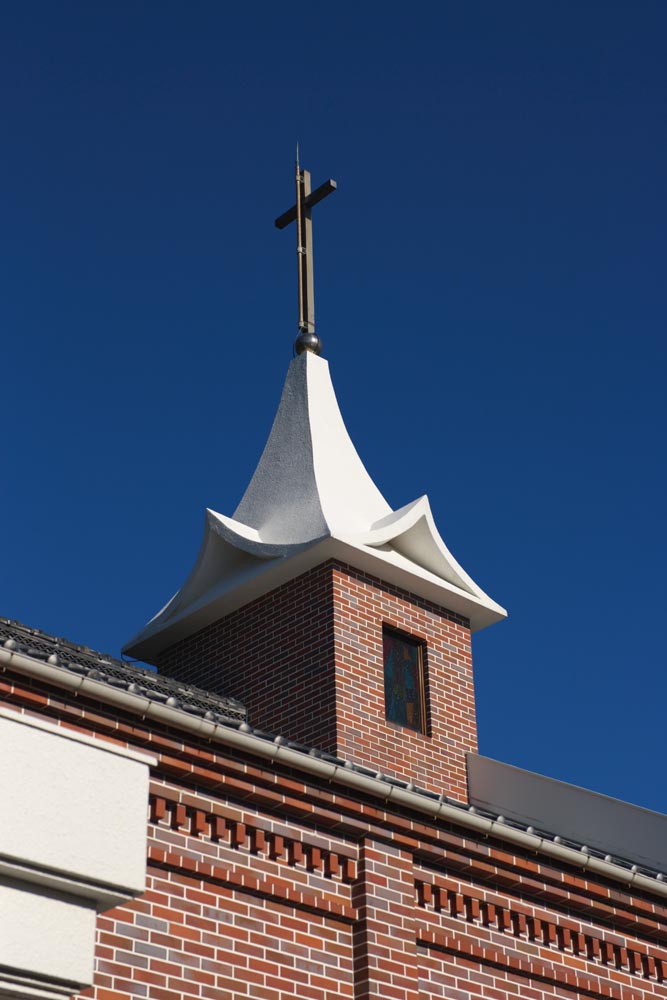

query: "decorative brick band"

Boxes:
[416, 879, 667, 985]
[147, 845, 356, 922]
[417, 926, 653, 1000]
[415, 836, 667, 938]
[149, 793, 357, 883]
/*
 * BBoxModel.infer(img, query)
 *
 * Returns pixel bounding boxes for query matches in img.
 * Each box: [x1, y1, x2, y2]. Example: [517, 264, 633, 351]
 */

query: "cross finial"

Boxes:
[275, 153, 337, 356]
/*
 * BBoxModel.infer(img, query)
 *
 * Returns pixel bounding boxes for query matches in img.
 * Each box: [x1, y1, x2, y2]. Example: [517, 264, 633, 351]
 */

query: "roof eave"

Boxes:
[123, 534, 506, 664]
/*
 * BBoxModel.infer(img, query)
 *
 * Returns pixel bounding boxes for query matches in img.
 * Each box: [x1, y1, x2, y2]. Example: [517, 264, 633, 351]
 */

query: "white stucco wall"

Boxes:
[0, 710, 150, 893]
[0, 878, 96, 986]
[0, 706, 155, 999]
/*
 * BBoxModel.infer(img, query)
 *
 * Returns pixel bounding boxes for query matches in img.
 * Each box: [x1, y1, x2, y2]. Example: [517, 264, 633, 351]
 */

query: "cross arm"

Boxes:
[274, 178, 337, 229]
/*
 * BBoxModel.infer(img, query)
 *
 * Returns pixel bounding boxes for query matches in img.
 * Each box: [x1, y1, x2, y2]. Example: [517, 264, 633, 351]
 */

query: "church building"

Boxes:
[2, 161, 667, 1000]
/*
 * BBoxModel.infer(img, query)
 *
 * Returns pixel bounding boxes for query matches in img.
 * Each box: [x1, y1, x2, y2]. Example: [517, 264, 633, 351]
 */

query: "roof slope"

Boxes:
[0, 618, 245, 723]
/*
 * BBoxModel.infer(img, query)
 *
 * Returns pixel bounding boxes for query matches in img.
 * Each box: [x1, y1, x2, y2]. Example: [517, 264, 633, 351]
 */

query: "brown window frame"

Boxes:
[382, 625, 428, 735]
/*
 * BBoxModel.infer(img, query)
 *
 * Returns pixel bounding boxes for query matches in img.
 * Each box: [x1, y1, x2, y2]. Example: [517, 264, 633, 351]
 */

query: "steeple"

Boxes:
[124, 351, 505, 661]
[123, 161, 507, 799]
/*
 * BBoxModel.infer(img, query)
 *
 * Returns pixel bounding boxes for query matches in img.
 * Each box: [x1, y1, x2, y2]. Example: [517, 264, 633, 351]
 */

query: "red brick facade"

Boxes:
[2, 671, 667, 1000]
[156, 560, 476, 801]
[157, 561, 338, 753]
[332, 564, 475, 803]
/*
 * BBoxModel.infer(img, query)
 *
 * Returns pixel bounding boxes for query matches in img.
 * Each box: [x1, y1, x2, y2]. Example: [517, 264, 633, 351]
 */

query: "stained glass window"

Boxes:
[382, 628, 426, 733]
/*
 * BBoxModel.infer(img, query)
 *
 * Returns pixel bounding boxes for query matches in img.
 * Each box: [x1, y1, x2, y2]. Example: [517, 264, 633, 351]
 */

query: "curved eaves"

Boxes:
[124, 514, 276, 651]
[207, 510, 322, 559]
[362, 495, 498, 604]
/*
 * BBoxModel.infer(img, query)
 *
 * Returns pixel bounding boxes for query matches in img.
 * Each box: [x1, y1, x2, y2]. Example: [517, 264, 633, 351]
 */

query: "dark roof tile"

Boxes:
[0, 618, 246, 723]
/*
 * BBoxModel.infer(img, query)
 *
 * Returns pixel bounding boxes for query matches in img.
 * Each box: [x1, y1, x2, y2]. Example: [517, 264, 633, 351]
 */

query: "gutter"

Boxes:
[2, 646, 666, 900]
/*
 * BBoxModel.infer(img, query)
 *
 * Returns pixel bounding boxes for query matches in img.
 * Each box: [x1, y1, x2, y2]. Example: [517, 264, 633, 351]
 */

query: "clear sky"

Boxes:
[2, 3, 665, 811]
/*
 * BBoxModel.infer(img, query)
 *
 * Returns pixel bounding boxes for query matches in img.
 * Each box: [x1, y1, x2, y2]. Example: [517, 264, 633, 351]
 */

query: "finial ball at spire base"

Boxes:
[294, 330, 323, 356]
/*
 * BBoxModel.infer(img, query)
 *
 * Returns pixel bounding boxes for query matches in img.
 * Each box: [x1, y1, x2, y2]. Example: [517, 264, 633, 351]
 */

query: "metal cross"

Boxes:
[275, 149, 336, 355]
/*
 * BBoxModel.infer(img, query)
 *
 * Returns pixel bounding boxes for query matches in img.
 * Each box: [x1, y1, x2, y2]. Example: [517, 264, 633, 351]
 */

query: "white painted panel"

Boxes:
[0, 714, 149, 892]
[0, 879, 96, 987]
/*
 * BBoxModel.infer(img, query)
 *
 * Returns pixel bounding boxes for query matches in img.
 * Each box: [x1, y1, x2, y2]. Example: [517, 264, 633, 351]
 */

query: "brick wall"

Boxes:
[2, 676, 667, 1000]
[157, 560, 476, 800]
[157, 561, 338, 752]
[332, 564, 475, 802]
[353, 838, 420, 1000]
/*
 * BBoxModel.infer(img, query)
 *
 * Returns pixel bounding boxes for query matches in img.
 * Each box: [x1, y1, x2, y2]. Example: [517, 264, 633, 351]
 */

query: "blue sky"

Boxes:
[2, 3, 665, 810]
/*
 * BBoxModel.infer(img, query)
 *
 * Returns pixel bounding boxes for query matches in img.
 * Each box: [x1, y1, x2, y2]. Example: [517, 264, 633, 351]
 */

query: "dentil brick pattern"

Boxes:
[157, 560, 476, 801]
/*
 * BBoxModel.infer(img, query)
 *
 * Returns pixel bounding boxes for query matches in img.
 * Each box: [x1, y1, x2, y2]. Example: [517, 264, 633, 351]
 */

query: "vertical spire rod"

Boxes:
[295, 146, 305, 334]
[275, 154, 337, 356]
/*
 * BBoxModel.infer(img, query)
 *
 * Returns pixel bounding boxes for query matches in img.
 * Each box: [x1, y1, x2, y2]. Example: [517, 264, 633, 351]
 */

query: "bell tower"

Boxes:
[124, 160, 506, 801]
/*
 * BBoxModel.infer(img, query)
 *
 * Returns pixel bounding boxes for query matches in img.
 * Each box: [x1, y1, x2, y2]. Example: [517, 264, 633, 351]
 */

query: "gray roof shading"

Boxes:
[468, 752, 667, 877]
[0, 618, 246, 723]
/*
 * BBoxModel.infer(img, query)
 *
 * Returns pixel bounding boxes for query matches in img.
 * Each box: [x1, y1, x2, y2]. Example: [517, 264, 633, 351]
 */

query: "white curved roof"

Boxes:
[124, 352, 506, 660]
[233, 348, 392, 541]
